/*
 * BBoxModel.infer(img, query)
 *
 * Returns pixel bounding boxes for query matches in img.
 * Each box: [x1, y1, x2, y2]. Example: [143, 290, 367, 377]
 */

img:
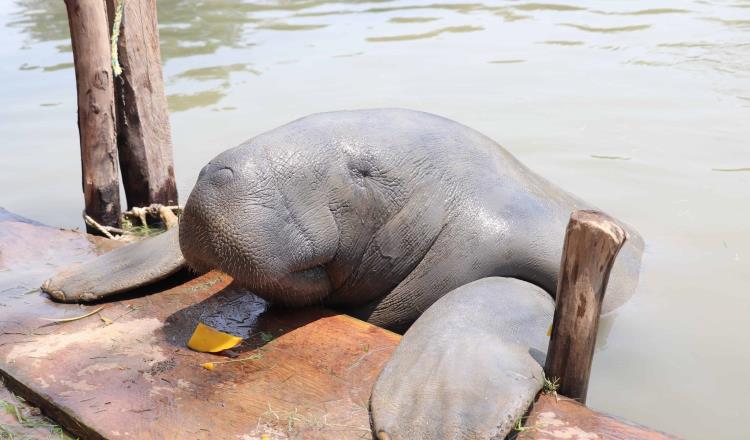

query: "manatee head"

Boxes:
[179, 140, 340, 307]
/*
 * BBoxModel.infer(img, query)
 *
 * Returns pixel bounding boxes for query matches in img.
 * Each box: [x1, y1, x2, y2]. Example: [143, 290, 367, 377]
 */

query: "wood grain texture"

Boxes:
[518, 394, 679, 440]
[0, 209, 673, 439]
[107, 0, 178, 208]
[0, 211, 398, 439]
[64, 0, 121, 231]
[545, 210, 627, 404]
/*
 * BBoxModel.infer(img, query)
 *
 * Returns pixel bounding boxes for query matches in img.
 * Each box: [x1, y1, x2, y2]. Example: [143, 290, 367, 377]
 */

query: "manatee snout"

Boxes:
[179, 146, 339, 307]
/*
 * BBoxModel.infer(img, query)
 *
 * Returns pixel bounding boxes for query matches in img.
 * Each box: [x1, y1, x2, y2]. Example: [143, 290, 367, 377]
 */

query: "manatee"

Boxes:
[42, 109, 643, 439]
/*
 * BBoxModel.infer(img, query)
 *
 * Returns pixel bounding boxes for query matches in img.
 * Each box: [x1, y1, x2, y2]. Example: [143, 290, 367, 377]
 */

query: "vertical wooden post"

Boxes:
[64, 0, 122, 232]
[545, 210, 627, 404]
[107, 0, 178, 209]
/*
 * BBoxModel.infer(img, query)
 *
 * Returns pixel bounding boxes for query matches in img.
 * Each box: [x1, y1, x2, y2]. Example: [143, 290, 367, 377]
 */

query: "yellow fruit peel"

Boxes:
[188, 322, 242, 353]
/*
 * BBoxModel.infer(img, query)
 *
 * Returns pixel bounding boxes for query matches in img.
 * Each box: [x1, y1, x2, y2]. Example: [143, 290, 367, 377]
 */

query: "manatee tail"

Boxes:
[42, 226, 187, 303]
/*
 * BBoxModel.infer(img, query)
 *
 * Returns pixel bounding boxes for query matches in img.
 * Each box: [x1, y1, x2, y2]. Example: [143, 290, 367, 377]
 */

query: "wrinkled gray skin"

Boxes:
[43, 109, 643, 439]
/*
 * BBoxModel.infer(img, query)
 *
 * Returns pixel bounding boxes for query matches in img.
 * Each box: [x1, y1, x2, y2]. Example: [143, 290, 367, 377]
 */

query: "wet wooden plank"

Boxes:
[517, 394, 679, 440]
[0, 210, 399, 439]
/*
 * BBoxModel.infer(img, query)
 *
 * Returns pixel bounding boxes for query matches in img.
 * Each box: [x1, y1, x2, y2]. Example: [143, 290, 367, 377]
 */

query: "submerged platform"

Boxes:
[0, 208, 674, 439]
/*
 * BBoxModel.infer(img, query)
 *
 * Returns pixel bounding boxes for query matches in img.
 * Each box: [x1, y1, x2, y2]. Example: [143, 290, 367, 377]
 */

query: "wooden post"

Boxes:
[107, 0, 178, 209]
[64, 0, 122, 232]
[545, 210, 627, 404]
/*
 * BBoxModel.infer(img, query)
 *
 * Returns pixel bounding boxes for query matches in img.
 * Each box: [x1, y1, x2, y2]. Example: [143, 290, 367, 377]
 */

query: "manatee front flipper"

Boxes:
[42, 226, 187, 303]
[370, 277, 553, 439]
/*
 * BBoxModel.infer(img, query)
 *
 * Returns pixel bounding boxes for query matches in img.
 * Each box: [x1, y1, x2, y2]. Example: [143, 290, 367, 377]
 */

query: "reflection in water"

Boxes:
[10, 0, 750, 111]
[590, 155, 632, 161]
[704, 17, 750, 28]
[156, 0, 253, 60]
[174, 64, 259, 82]
[712, 167, 750, 172]
[168, 90, 225, 113]
[257, 22, 328, 31]
[561, 23, 652, 32]
[333, 51, 364, 57]
[7, 0, 69, 46]
[540, 39, 584, 45]
[367, 25, 483, 42]
[512, 3, 584, 12]
[3, 1, 750, 438]
[388, 16, 439, 23]
[596, 8, 691, 15]
[489, 59, 526, 64]
[42, 62, 73, 72]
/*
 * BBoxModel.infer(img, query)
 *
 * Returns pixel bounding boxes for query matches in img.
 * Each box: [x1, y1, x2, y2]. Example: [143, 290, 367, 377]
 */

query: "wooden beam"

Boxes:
[64, 0, 122, 232]
[107, 0, 178, 209]
[544, 210, 627, 403]
[518, 394, 678, 439]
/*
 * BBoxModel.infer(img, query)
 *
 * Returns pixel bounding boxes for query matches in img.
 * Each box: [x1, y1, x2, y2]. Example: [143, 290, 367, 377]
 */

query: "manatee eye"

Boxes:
[209, 167, 234, 186]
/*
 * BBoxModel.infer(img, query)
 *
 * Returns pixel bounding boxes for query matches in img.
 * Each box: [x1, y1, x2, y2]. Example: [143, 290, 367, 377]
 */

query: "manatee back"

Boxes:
[209, 108, 642, 314]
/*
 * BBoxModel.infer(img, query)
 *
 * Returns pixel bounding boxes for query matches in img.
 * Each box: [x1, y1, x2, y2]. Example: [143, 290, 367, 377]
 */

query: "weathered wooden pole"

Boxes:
[64, 0, 122, 232]
[107, 0, 178, 209]
[545, 210, 627, 404]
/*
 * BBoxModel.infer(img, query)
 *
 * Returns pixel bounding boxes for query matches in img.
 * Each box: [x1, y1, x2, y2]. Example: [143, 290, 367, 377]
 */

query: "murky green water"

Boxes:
[1, 1, 749, 437]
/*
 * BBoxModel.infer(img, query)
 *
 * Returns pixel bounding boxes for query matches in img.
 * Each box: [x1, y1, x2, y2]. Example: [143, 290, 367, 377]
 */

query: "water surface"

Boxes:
[1, 1, 749, 438]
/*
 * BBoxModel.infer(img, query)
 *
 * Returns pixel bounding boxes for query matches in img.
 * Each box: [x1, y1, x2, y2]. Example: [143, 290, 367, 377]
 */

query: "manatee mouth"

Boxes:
[269, 264, 333, 307]
[290, 265, 329, 284]
[201, 255, 333, 307]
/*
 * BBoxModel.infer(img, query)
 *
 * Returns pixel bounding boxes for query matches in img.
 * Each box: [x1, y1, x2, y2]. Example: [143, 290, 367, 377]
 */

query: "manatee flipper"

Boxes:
[42, 226, 187, 303]
[370, 277, 553, 440]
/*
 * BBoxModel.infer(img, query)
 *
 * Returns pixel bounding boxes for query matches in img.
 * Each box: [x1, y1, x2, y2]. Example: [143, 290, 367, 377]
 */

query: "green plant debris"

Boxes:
[513, 417, 533, 432]
[259, 403, 371, 437]
[121, 218, 164, 238]
[260, 332, 274, 343]
[0, 382, 76, 439]
[110, 0, 125, 76]
[200, 352, 263, 370]
[543, 375, 560, 395]
[188, 276, 223, 292]
[40, 306, 105, 323]
[511, 415, 541, 437]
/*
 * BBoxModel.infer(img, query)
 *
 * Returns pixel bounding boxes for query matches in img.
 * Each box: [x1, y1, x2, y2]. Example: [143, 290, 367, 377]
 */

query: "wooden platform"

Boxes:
[0, 208, 675, 439]
[518, 394, 677, 440]
[0, 209, 398, 439]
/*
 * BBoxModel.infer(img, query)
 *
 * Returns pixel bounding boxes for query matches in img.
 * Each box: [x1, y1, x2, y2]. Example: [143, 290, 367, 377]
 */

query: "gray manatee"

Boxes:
[42, 109, 643, 439]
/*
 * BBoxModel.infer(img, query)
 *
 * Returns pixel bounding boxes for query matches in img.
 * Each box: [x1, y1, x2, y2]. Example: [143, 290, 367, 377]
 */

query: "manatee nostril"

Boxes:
[208, 167, 234, 186]
[197, 163, 235, 186]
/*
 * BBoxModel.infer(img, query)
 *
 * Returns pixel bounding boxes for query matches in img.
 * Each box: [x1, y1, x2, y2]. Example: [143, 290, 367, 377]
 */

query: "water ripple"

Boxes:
[561, 23, 652, 33]
[367, 25, 483, 42]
